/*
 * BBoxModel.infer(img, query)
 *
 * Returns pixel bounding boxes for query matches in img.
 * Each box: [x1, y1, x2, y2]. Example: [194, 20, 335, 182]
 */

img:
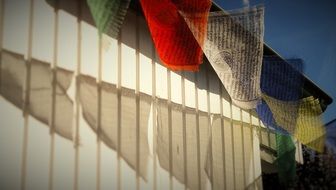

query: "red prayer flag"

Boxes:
[140, 0, 211, 71]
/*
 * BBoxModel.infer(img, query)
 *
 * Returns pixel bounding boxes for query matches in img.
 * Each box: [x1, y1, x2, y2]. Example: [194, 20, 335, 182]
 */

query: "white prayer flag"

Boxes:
[183, 6, 265, 109]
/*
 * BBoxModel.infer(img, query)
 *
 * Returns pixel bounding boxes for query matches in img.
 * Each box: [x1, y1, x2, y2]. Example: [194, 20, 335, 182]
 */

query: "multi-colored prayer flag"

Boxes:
[257, 56, 326, 151]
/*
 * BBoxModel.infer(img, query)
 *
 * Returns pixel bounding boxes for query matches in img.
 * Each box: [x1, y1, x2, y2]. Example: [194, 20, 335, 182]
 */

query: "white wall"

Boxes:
[0, 0, 266, 189]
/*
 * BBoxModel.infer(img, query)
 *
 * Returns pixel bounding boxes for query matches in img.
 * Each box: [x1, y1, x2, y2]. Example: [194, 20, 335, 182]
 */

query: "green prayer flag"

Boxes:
[87, 0, 130, 37]
[276, 133, 296, 187]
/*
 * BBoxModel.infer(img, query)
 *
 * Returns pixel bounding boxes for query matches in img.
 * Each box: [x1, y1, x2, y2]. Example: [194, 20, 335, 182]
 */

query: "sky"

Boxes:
[214, 0, 336, 123]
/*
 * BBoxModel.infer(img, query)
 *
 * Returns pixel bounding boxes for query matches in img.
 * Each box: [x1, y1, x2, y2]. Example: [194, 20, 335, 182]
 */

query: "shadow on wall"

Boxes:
[0, 48, 262, 189]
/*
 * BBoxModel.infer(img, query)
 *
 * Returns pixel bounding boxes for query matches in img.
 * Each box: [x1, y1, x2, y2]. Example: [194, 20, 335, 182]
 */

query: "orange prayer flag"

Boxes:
[140, 0, 211, 71]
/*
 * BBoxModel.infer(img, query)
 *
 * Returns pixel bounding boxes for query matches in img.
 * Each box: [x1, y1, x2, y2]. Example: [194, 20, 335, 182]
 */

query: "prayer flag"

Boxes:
[262, 94, 325, 152]
[183, 6, 265, 109]
[140, 0, 211, 71]
[87, 0, 130, 37]
[276, 133, 296, 187]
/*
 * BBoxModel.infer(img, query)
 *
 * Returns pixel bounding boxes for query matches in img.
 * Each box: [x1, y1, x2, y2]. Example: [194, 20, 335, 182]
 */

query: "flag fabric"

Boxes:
[275, 133, 296, 187]
[140, 0, 211, 71]
[176, 0, 212, 54]
[256, 100, 290, 135]
[184, 6, 265, 109]
[260, 57, 304, 101]
[295, 96, 325, 152]
[262, 94, 325, 152]
[0, 49, 74, 140]
[256, 56, 304, 135]
[261, 94, 299, 134]
[257, 56, 325, 151]
[87, 0, 130, 37]
[156, 98, 209, 190]
[79, 74, 151, 180]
